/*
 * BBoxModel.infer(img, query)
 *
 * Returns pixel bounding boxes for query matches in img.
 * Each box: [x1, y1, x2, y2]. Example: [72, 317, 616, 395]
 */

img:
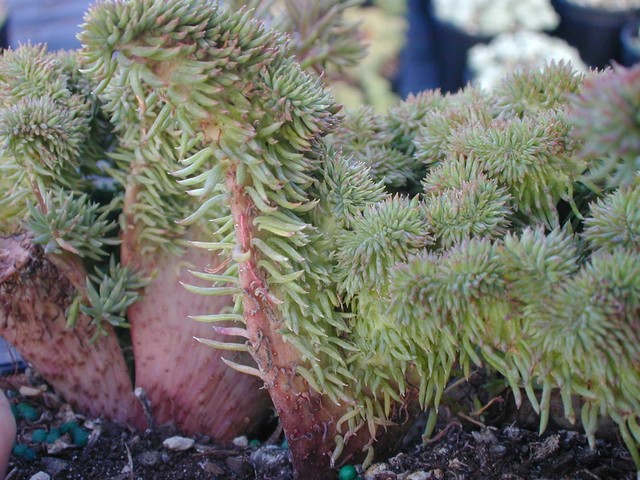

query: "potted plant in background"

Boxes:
[621, 16, 640, 65]
[551, 0, 640, 68]
[429, 0, 559, 92]
[0, 0, 8, 50]
[467, 30, 586, 90]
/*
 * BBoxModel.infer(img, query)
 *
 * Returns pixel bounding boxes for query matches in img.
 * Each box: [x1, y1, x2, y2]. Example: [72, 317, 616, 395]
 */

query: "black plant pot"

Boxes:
[621, 20, 640, 66]
[428, 8, 492, 93]
[551, 0, 640, 68]
[0, 16, 8, 50]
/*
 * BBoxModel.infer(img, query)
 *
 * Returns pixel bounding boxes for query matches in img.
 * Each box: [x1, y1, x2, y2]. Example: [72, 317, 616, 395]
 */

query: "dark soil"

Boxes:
[2, 373, 637, 480]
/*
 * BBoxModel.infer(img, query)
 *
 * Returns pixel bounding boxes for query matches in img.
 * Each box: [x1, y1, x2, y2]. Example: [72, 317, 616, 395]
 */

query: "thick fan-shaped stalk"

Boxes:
[0, 235, 145, 429]
[77, 0, 273, 440]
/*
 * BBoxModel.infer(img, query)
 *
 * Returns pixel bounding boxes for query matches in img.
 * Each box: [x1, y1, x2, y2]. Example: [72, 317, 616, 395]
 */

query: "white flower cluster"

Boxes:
[467, 31, 586, 89]
[565, 0, 640, 10]
[432, 0, 560, 35]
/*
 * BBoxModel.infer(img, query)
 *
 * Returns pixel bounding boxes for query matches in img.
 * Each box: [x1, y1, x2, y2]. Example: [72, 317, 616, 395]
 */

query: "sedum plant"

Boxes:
[431, 0, 559, 36]
[0, 23, 272, 440]
[0, 0, 366, 450]
[76, 0, 640, 476]
[2, 1, 640, 479]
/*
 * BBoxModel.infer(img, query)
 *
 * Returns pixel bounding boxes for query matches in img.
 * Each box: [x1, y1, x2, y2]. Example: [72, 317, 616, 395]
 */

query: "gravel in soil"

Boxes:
[2, 374, 638, 480]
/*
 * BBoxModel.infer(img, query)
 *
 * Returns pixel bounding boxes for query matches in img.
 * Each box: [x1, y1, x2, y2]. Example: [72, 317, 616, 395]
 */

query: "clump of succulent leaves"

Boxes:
[0, 45, 138, 335]
[76, 0, 640, 476]
[0, 0, 368, 454]
[2, 0, 640, 478]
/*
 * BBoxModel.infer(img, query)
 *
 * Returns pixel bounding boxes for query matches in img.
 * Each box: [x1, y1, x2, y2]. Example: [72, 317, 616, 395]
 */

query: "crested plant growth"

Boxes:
[0, 0, 639, 479]
[0, 0, 366, 454]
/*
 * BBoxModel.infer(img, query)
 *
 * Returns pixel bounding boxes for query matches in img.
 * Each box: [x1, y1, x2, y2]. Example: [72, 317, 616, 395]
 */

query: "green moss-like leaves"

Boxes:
[81, 258, 149, 338]
[330, 106, 417, 188]
[492, 61, 585, 118]
[335, 196, 431, 300]
[583, 185, 640, 252]
[422, 157, 512, 247]
[0, 96, 88, 176]
[449, 112, 583, 227]
[540, 249, 640, 381]
[413, 89, 492, 166]
[0, 43, 70, 104]
[314, 151, 387, 229]
[0, 44, 110, 236]
[501, 226, 579, 306]
[26, 188, 120, 261]
[532, 248, 640, 456]
[569, 64, 640, 189]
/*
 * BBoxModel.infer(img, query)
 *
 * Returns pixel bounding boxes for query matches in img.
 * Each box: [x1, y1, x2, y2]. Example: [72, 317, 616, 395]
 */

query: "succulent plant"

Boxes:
[2, 1, 640, 479]
[569, 65, 640, 189]
[0, 11, 271, 442]
[431, 0, 559, 36]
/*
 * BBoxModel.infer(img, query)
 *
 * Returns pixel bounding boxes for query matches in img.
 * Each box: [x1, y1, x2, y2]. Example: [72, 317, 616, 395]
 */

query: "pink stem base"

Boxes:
[0, 234, 145, 429]
[126, 245, 272, 442]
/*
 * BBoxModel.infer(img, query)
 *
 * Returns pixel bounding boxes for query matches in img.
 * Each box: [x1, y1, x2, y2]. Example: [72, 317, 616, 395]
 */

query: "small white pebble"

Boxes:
[431, 470, 445, 480]
[232, 435, 249, 448]
[28, 472, 51, 480]
[404, 472, 430, 480]
[46, 439, 73, 455]
[162, 436, 194, 451]
[448, 458, 467, 470]
[19, 386, 45, 397]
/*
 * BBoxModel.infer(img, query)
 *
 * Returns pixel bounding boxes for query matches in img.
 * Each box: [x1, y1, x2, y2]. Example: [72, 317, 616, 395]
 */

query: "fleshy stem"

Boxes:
[226, 166, 413, 477]
[0, 234, 145, 429]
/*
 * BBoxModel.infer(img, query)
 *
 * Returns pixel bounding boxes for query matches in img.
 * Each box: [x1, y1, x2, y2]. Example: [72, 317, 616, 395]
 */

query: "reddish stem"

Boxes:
[226, 170, 415, 478]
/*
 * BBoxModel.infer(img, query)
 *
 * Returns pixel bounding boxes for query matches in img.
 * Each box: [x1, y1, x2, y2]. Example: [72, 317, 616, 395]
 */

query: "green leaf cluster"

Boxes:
[0, 44, 145, 334]
[76, 0, 640, 470]
[81, 258, 150, 339]
[569, 65, 640, 189]
[26, 188, 120, 260]
[329, 105, 422, 189]
[0, 45, 106, 230]
[224, 0, 366, 75]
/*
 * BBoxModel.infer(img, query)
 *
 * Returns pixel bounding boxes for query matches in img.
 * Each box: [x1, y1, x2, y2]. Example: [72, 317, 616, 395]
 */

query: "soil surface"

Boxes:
[2, 372, 637, 480]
